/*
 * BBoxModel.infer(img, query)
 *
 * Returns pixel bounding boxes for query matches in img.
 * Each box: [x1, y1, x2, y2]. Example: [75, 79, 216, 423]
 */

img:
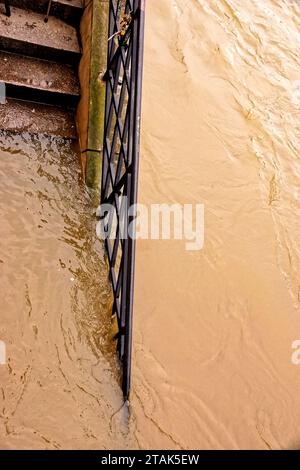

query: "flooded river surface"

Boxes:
[1, 0, 300, 450]
[132, 0, 300, 450]
[0, 133, 136, 449]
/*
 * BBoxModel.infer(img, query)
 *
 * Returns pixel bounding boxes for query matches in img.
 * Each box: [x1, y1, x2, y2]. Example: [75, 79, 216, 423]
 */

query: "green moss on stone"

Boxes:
[86, 0, 109, 191]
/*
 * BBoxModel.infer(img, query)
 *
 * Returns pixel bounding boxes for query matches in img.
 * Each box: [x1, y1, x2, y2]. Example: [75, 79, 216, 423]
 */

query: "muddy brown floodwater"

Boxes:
[132, 0, 300, 450]
[1, 0, 300, 451]
[0, 133, 136, 449]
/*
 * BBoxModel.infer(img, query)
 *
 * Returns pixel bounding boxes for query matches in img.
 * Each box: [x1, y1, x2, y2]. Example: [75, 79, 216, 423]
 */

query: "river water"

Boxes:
[0, 133, 136, 449]
[1, 0, 300, 450]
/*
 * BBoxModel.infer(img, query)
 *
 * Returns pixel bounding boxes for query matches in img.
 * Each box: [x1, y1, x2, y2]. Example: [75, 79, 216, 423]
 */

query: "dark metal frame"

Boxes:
[44, 0, 52, 22]
[101, 0, 145, 399]
[4, 0, 11, 17]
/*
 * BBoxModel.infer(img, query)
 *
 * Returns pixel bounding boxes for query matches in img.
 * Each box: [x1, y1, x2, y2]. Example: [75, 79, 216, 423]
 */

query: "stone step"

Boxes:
[0, 6, 81, 64]
[0, 97, 77, 138]
[0, 51, 80, 108]
[0, 0, 83, 27]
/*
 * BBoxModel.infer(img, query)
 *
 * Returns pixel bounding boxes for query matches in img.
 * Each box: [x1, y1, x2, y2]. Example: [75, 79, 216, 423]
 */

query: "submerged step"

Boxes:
[0, 98, 77, 138]
[0, 6, 81, 64]
[0, 51, 80, 108]
[0, 0, 83, 27]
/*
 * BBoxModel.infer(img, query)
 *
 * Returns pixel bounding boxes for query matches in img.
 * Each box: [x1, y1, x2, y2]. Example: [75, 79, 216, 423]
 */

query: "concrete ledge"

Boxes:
[0, 6, 81, 64]
[0, 51, 79, 107]
[0, 0, 83, 26]
[0, 98, 77, 138]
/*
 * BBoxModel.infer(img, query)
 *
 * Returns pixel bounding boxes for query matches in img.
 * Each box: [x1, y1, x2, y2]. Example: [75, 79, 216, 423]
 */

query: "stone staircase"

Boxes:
[0, 0, 82, 138]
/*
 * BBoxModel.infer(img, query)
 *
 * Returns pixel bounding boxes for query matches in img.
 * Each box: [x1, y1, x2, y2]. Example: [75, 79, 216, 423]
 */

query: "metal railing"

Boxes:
[4, 0, 11, 17]
[101, 0, 145, 399]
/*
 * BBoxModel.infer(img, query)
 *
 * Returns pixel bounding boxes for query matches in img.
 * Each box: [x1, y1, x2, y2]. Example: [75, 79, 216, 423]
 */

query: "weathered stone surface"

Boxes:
[0, 1, 83, 26]
[0, 98, 77, 138]
[0, 3, 82, 140]
[0, 6, 81, 63]
[0, 50, 80, 96]
[76, 0, 92, 175]
[76, 0, 109, 190]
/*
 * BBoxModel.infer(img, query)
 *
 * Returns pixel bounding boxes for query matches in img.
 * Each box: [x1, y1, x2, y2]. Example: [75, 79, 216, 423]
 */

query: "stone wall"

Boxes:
[76, 0, 109, 192]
